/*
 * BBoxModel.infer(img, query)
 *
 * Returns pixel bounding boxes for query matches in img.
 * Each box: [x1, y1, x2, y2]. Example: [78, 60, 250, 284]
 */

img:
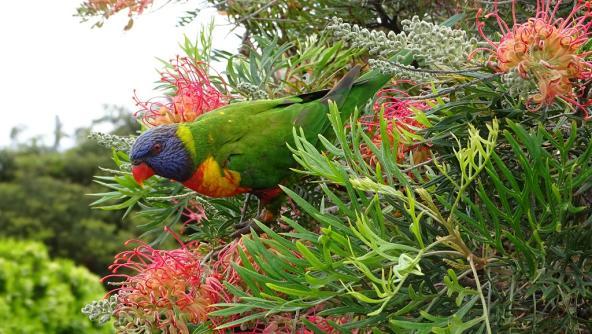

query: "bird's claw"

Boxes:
[231, 219, 263, 238]
[232, 203, 276, 238]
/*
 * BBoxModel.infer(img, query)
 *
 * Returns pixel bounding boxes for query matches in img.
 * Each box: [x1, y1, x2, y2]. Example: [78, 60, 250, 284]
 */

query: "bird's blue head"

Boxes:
[130, 124, 194, 184]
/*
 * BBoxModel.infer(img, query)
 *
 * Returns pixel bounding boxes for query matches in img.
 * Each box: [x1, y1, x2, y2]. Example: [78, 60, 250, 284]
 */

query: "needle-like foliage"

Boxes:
[82, 1, 592, 333]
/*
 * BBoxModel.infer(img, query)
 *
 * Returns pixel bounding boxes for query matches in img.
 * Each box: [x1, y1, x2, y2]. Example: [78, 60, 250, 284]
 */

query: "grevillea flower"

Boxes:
[135, 57, 230, 127]
[360, 88, 430, 166]
[81, 0, 153, 18]
[212, 237, 264, 288]
[181, 200, 207, 226]
[103, 229, 228, 334]
[475, 0, 592, 117]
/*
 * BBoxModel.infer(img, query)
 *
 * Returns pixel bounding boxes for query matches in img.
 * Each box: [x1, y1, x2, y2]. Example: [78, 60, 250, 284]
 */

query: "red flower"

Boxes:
[103, 228, 228, 333]
[360, 88, 430, 166]
[303, 315, 339, 333]
[82, 0, 153, 18]
[181, 200, 207, 226]
[474, 0, 592, 117]
[213, 237, 261, 287]
[135, 57, 230, 126]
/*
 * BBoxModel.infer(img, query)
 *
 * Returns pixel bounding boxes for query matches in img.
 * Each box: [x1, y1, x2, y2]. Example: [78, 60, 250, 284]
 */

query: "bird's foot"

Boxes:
[231, 219, 262, 237]
[231, 208, 275, 238]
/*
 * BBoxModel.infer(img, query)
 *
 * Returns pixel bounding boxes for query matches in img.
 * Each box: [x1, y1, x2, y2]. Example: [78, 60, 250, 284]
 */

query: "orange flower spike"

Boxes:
[476, 0, 592, 118]
[134, 57, 231, 127]
[359, 87, 430, 166]
[85, 0, 153, 17]
[101, 228, 233, 333]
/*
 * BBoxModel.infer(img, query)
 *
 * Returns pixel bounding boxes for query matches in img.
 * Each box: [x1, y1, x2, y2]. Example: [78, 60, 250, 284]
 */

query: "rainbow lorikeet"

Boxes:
[130, 59, 407, 231]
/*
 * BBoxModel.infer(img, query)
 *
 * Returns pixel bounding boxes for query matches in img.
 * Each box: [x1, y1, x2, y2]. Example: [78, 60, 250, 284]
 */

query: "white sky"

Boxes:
[0, 0, 242, 148]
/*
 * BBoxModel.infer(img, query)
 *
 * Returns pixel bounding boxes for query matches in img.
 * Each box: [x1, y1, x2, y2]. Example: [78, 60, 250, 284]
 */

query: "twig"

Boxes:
[200, 244, 227, 266]
[469, 255, 492, 334]
[400, 73, 502, 101]
[386, 61, 485, 75]
[400, 158, 434, 173]
[291, 309, 300, 334]
[322, 205, 340, 214]
[146, 191, 198, 201]
[235, 0, 279, 25]
[98, 166, 130, 175]
[424, 250, 463, 257]
[239, 193, 252, 224]
[244, 17, 299, 23]
[370, 0, 400, 33]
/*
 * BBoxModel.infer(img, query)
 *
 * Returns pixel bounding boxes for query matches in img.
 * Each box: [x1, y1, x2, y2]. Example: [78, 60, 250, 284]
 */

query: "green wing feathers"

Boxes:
[339, 50, 414, 123]
[186, 58, 413, 189]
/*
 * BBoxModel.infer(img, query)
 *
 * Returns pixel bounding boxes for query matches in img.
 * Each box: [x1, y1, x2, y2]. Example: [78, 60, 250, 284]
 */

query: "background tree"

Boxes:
[204, 0, 460, 46]
[0, 239, 111, 333]
[0, 106, 141, 276]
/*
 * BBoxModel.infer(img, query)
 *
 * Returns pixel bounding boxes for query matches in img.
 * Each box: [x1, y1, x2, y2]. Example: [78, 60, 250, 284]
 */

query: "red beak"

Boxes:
[131, 162, 155, 186]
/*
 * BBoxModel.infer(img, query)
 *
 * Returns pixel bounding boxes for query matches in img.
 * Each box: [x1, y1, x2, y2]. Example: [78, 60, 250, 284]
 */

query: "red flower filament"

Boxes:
[102, 231, 227, 333]
[135, 57, 230, 127]
[360, 88, 430, 165]
[181, 200, 207, 227]
[83, 0, 153, 18]
[474, 0, 592, 117]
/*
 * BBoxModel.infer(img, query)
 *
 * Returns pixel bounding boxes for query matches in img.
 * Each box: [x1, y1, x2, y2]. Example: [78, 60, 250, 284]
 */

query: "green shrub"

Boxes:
[0, 239, 113, 334]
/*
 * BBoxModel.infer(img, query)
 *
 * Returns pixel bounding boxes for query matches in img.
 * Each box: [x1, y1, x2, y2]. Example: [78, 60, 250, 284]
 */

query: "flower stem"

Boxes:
[469, 255, 492, 334]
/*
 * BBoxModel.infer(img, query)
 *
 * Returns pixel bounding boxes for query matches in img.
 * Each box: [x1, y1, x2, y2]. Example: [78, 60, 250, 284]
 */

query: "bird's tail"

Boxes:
[320, 65, 361, 106]
[324, 49, 414, 122]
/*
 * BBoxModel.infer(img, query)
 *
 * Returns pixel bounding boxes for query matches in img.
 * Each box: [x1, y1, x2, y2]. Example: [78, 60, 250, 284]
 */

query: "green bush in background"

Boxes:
[0, 239, 113, 334]
[0, 110, 140, 276]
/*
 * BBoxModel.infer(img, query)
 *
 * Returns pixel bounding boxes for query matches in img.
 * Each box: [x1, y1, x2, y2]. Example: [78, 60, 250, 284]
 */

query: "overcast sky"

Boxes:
[0, 1, 241, 148]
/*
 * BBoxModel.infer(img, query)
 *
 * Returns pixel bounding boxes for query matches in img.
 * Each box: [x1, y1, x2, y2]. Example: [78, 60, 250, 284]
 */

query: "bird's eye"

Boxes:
[150, 143, 162, 155]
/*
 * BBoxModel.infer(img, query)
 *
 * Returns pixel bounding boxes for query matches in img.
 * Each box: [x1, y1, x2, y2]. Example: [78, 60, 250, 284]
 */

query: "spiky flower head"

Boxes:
[475, 0, 592, 116]
[103, 230, 226, 334]
[360, 88, 430, 165]
[79, 0, 152, 19]
[211, 236, 264, 289]
[135, 57, 230, 127]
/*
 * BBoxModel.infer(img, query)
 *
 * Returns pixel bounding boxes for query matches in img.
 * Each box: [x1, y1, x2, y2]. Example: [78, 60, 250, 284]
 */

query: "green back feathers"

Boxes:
[182, 57, 413, 189]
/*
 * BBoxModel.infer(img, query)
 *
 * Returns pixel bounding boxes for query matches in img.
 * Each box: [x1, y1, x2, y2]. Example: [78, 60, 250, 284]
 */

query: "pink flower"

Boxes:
[212, 237, 261, 287]
[474, 0, 592, 117]
[103, 228, 228, 333]
[82, 0, 153, 18]
[360, 88, 430, 165]
[135, 57, 230, 126]
[181, 200, 207, 226]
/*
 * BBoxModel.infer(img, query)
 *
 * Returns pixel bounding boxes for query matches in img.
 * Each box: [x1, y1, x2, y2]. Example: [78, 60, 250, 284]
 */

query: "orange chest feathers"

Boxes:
[182, 156, 250, 198]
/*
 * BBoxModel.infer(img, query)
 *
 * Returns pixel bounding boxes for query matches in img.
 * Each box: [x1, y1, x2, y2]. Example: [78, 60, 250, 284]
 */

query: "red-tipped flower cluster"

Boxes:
[135, 57, 230, 127]
[360, 88, 430, 165]
[103, 231, 282, 333]
[475, 0, 592, 116]
[103, 230, 229, 333]
[81, 0, 153, 18]
[103, 230, 370, 333]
